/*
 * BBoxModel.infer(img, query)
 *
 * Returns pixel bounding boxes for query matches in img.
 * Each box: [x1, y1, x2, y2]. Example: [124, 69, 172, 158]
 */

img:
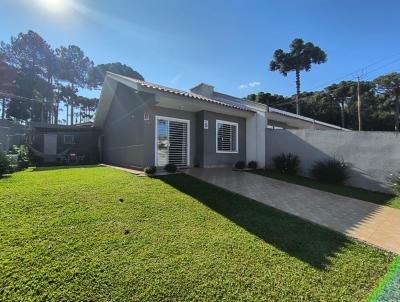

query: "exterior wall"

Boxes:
[0, 120, 27, 152]
[198, 110, 246, 167]
[144, 106, 196, 167]
[266, 129, 400, 193]
[32, 127, 98, 163]
[102, 83, 148, 168]
[246, 110, 266, 167]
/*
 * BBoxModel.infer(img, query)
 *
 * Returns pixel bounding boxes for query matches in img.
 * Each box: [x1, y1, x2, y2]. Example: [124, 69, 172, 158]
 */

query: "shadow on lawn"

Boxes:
[162, 174, 351, 271]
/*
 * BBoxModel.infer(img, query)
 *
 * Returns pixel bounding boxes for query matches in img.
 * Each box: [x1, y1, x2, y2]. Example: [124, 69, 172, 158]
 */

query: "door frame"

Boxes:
[155, 115, 190, 167]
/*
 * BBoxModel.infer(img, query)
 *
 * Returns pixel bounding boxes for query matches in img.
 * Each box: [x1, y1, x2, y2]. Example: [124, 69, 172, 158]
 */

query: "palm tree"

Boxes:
[270, 38, 327, 114]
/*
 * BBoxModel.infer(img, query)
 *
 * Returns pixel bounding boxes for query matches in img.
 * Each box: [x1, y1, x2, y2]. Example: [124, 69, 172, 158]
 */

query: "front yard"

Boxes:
[0, 166, 394, 301]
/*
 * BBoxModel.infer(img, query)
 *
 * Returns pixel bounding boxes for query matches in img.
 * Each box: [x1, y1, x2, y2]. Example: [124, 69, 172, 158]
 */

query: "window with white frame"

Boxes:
[216, 120, 238, 153]
[64, 135, 75, 144]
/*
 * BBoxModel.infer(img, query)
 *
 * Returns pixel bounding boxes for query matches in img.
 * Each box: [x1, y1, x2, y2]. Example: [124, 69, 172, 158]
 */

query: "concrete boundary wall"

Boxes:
[266, 129, 400, 193]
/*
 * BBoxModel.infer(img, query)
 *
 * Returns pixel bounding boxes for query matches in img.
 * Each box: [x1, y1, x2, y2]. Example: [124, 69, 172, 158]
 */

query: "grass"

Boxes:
[0, 166, 394, 301]
[251, 169, 400, 209]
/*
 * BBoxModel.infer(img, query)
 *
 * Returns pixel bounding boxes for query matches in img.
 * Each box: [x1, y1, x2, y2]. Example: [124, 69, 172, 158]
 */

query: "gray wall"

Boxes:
[144, 106, 197, 167]
[198, 111, 246, 167]
[102, 83, 148, 168]
[32, 127, 98, 163]
[0, 120, 27, 152]
[266, 129, 400, 193]
[101, 84, 246, 169]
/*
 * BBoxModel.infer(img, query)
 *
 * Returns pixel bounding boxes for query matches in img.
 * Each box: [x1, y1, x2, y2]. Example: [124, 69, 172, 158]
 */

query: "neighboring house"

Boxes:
[28, 123, 99, 164]
[0, 119, 27, 152]
[95, 72, 345, 169]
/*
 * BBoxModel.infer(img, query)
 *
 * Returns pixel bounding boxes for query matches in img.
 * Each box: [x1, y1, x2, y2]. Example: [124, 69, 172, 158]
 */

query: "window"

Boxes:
[216, 120, 238, 153]
[64, 135, 75, 144]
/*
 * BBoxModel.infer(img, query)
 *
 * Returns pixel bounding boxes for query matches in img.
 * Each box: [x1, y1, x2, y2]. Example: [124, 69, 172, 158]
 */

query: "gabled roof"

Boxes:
[106, 72, 255, 112]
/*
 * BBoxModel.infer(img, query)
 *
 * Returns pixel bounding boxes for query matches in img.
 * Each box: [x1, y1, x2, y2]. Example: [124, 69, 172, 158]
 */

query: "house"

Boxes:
[95, 72, 345, 170]
[28, 122, 99, 164]
[0, 119, 27, 152]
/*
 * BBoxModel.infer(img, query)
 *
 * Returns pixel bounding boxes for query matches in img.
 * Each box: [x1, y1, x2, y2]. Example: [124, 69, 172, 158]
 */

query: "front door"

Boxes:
[156, 116, 189, 167]
[44, 134, 57, 155]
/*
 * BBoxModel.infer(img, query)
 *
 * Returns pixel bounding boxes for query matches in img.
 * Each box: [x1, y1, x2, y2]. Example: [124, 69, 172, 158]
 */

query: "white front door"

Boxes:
[156, 116, 190, 167]
[44, 134, 57, 155]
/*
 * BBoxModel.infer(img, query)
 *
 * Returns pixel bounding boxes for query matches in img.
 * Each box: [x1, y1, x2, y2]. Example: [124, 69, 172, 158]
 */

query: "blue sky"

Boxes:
[1, 0, 400, 99]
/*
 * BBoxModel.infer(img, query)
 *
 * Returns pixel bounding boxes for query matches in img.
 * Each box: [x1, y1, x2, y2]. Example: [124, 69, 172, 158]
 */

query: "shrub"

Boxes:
[248, 161, 258, 169]
[144, 166, 157, 175]
[164, 163, 177, 173]
[8, 145, 30, 170]
[235, 161, 246, 169]
[310, 158, 349, 184]
[272, 153, 300, 175]
[0, 150, 10, 178]
[388, 172, 400, 196]
[6, 154, 19, 173]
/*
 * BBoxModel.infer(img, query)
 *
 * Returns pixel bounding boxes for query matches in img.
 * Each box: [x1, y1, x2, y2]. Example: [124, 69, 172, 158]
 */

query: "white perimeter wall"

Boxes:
[266, 129, 400, 193]
[247, 111, 266, 167]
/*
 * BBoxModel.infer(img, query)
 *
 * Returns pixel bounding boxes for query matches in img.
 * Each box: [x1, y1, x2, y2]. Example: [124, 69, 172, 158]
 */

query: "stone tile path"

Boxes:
[186, 168, 400, 254]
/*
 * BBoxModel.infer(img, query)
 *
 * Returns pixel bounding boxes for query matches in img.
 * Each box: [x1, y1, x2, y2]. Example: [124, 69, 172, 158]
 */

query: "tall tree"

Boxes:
[323, 81, 355, 128]
[0, 57, 17, 119]
[57, 45, 93, 125]
[0, 30, 54, 121]
[270, 38, 327, 114]
[374, 73, 400, 132]
[87, 62, 144, 88]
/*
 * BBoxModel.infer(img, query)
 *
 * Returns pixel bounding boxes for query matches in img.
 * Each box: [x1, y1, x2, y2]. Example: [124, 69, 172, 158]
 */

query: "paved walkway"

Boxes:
[186, 168, 400, 254]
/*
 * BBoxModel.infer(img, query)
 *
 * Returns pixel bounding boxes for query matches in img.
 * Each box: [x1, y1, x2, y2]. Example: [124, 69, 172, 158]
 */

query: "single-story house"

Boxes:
[94, 72, 345, 169]
[28, 122, 99, 164]
[0, 119, 27, 152]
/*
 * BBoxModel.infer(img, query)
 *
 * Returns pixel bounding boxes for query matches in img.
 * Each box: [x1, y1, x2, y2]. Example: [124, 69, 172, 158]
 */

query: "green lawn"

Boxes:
[0, 166, 394, 301]
[251, 169, 400, 209]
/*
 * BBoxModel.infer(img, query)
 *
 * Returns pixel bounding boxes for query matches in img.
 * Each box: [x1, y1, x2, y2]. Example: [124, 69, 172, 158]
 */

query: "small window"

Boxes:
[64, 135, 75, 144]
[216, 120, 238, 153]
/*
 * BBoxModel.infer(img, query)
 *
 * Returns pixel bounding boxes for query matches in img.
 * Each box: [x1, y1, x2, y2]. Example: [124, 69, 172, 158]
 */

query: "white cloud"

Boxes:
[238, 81, 261, 89]
[248, 81, 261, 87]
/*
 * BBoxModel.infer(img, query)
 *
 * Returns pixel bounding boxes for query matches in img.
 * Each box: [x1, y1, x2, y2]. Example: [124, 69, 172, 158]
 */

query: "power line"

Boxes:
[0, 90, 45, 103]
[306, 51, 400, 91]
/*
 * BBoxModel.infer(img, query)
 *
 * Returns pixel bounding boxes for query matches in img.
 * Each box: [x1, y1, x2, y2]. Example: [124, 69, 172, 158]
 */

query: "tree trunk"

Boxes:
[340, 100, 345, 128]
[54, 102, 59, 125]
[70, 104, 74, 125]
[66, 104, 69, 125]
[395, 93, 400, 132]
[295, 69, 301, 115]
[1, 98, 5, 119]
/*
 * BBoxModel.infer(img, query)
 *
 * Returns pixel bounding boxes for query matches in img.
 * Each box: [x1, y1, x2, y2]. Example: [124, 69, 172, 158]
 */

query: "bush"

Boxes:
[0, 150, 10, 178]
[248, 161, 258, 169]
[164, 163, 177, 173]
[388, 173, 400, 195]
[144, 166, 157, 175]
[272, 153, 300, 175]
[8, 145, 30, 170]
[310, 158, 349, 184]
[235, 161, 246, 169]
[6, 154, 19, 173]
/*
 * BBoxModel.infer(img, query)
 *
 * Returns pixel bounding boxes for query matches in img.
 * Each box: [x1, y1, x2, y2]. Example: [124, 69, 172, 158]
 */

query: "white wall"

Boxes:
[266, 129, 400, 193]
[247, 110, 266, 167]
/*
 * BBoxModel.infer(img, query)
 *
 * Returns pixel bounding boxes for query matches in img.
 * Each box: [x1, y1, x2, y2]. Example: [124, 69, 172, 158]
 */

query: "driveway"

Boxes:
[186, 168, 400, 254]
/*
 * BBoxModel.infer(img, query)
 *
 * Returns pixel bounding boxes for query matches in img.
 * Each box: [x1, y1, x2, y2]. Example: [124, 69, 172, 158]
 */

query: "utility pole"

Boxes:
[357, 76, 362, 131]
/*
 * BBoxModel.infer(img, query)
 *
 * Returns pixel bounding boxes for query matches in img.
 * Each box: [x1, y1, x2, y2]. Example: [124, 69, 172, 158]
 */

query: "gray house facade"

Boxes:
[95, 72, 344, 170]
[95, 73, 266, 169]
